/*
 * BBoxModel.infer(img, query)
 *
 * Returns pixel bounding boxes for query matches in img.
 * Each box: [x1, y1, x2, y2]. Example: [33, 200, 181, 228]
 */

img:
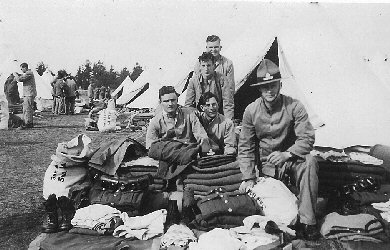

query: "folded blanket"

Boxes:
[185, 183, 241, 193]
[198, 155, 236, 167]
[122, 166, 158, 172]
[192, 161, 240, 173]
[185, 169, 241, 180]
[184, 172, 242, 186]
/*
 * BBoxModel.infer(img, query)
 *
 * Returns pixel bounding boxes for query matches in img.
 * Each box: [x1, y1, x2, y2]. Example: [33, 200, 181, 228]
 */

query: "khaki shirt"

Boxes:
[66, 79, 77, 97]
[196, 112, 236, 155]
[194, 55, 235, 93]
[238, 95, 315, 179]
[146, 106, 209, 149]
[184, 72, 234, 120]
[17, 69, 37, 97]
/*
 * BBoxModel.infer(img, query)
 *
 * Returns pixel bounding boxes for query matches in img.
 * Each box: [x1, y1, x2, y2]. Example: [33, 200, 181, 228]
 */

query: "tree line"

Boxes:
[36, 60, 143, 90]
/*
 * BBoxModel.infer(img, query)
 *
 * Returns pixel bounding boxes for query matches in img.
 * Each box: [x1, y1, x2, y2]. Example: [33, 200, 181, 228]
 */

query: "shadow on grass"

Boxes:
[0, 209, 44, 248]
[2, 141, 43, 146]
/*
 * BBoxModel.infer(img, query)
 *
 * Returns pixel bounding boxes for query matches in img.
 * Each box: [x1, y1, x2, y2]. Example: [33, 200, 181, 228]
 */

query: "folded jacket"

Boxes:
[185, 183, 241, 193]
[89, 137, 147, 175]
[184, 172, 243, 186]
[321, 212, 384, 238]
[197, 192, 261, 221]
[185, 169, 241, 180]
[149, 139, 200, 165]
[194, 190, 241, 197]
[319, 161, 386, 175]
[192, 161, 240, 173]
[191, 215, 246, 231]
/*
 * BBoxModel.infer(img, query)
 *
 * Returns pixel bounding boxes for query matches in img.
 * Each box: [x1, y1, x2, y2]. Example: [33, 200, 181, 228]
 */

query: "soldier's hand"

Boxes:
[239, 179, 255, 193]
[267, 151, 291, 165]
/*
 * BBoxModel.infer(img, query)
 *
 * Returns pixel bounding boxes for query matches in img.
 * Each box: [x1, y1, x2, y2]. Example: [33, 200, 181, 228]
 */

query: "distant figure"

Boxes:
[99, 85, 106, 100]
[4, 74, 20, 105]
[94, 87, 100, 100]
[65, 75, 77, 115]
[52, 70, 67, 115]
[105, 86, 111, 99]
[87, 83, 94, 106]
[14, 63, 37, 129]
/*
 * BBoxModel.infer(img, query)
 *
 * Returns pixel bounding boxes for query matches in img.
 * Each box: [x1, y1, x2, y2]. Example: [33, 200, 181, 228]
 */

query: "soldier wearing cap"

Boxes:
[237, 59, 320, 240]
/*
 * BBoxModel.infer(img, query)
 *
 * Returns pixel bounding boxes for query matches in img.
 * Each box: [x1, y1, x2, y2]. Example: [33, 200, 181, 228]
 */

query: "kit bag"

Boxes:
[89, 174, 152, 215]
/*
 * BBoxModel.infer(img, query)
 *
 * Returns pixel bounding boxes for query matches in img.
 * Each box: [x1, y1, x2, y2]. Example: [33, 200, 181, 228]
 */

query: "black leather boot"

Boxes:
[42, 194, 58, 233]
[57, 196, 75, 231]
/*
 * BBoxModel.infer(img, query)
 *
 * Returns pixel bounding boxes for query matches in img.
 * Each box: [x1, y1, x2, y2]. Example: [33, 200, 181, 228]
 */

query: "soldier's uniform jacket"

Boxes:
[146, 105, 209, 149]
[196, 111, 236, 155]
[17, 69, 37, 97]
[238, 95, 315, 180]
[185, 72, 234, 120]
[194, 55, 235, 93]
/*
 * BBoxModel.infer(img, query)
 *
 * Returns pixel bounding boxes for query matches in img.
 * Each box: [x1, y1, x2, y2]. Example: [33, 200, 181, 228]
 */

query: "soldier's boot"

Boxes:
[42, 194, 58, 233]
[57, 196, 75, 231]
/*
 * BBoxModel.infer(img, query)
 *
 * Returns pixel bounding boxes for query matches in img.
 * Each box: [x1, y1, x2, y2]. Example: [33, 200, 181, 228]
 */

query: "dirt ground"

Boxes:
[0, 112, 146, 249]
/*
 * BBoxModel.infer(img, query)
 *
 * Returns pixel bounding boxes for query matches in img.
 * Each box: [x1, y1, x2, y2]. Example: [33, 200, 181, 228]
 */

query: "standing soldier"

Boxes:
[15, 63, 37, 128]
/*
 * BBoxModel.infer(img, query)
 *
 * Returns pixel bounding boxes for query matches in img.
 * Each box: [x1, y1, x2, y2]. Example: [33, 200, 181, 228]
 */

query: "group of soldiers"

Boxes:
[87, 81, 111, 104]
[50, 70, 78, 115]
[146, 35, 321, 241]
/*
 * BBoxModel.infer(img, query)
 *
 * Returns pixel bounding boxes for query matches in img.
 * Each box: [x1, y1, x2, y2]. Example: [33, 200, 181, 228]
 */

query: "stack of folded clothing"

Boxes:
[184, 155, 242, 197]
[70, 204, 122, 235]
[119, 156, 167, 192]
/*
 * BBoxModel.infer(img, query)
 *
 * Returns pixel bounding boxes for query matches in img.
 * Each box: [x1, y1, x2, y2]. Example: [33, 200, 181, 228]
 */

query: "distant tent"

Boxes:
[34, 71, 52, 99]
[115, 76, 152, 106]
[178, 4, 390, 148]
[111, 76, 133, 98]
[126, 69, 166, 109]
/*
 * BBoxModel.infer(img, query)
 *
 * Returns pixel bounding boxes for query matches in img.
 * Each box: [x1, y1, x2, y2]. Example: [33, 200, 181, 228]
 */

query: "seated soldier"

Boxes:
[195, 92, 236, 155]
[146, 86, 210, 150]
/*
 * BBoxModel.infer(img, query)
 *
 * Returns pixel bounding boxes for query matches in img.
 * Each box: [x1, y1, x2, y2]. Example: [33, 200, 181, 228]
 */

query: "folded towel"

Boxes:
[192, 161, 240, 173]
[185, 169, 241, 180]
[185, 183, 241, 193]
[184, 172, 242, 186]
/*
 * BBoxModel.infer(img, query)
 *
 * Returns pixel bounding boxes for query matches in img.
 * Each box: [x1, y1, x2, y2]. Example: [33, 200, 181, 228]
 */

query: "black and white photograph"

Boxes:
[1, 0, 390, 249]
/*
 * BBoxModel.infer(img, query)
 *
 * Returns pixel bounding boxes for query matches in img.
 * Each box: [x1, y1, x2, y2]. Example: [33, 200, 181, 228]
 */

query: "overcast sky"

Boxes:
[1, 0, 390, 74]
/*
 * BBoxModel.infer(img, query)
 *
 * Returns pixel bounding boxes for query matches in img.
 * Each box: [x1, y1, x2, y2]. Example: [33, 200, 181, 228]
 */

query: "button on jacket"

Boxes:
[185, 72, 234, 120]
[238, 95, 315, 180]
[196, 111, 236, 155]
[146, 106, 209, 149]
[17, 69, 37, 97]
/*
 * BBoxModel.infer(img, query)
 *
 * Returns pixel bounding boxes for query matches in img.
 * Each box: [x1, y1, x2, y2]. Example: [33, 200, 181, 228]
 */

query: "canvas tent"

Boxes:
[179, 4, 390, 148]
[114, 76, 151, 106]
[34, 71, 53, 99]
[111, 76, 133, 98]
[126, 68, 167, 109]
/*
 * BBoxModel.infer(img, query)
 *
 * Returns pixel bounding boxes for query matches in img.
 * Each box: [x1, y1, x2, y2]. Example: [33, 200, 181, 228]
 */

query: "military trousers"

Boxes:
[263, 154, 319, 225]
[23, 96, 35, 126]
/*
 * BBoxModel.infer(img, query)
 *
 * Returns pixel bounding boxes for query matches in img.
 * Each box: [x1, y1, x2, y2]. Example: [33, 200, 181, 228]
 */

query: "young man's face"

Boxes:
[20, 67, 27, 73]
[259, 80, 281, 103]
[206, 40, 222, 57]
[200, 60, 215, 79]
[202, 97, 219, 119]
[160, 92, 178, 114]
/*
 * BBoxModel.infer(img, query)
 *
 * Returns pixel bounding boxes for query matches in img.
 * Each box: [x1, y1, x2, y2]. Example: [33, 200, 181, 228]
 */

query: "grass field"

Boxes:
[0, 112, 146, 249]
